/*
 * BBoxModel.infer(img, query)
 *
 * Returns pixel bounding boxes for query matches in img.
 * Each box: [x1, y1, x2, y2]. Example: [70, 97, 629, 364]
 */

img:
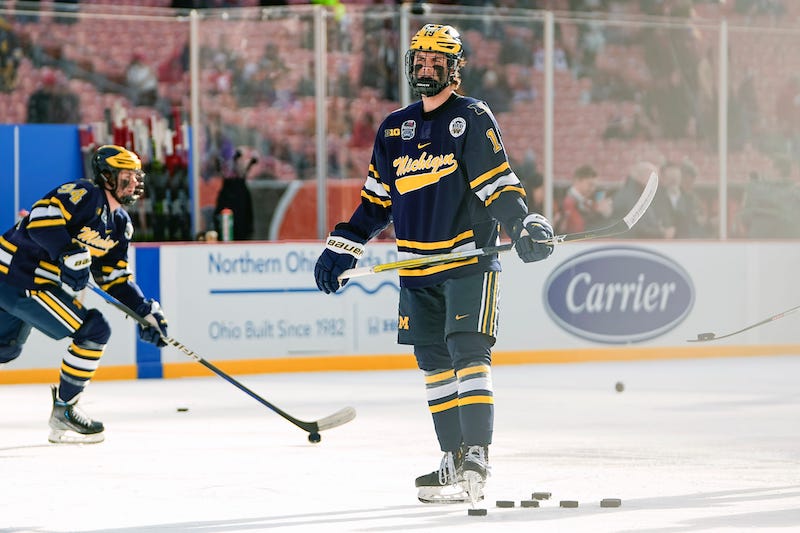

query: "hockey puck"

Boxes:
[467, 508, 487, 516]
[496, 500, 515, 508]
[697, 332, 715, 341]
[615, 381, 625, 393]
[520, 500, 540, 508]
[176, 407, 189, 412]
[308, 432, 321, 443]
[601, 498, 622, 508]
[559, 500, 579, 508]
[532, 492, 551, 500]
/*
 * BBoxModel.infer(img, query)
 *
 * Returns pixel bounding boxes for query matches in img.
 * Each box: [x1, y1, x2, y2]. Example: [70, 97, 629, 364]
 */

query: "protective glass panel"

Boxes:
[727, 23, 800, 238]
[554, 14, 720, 239]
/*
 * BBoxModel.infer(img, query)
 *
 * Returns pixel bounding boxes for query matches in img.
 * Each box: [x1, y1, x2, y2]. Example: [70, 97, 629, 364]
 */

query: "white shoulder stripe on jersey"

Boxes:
[364, 176, 390, 199]
[29, 204, 66, 220]
[474, 171, 520, 202]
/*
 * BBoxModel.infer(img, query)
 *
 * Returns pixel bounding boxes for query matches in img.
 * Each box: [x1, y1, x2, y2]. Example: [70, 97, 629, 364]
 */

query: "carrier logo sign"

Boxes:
[544, 247, 694, 343]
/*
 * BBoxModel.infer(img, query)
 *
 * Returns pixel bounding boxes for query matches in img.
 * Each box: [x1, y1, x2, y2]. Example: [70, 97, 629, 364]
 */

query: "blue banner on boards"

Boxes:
[0, 124, 84, 230]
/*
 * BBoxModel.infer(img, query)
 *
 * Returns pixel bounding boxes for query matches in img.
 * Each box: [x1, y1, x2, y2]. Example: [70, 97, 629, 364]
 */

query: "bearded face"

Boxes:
[406, 49, 458, 97]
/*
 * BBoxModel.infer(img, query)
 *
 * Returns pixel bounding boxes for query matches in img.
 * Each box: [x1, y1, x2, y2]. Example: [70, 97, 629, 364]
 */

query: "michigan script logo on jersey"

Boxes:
[393, 152, 458, 194]
[76, 226, 119, 256]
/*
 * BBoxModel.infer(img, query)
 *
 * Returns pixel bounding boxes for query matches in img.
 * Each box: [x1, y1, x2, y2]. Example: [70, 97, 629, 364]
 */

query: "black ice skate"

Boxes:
[416, 447, 481, 504]
[461, 445, 490, 506]
[48, 385, 105, 444]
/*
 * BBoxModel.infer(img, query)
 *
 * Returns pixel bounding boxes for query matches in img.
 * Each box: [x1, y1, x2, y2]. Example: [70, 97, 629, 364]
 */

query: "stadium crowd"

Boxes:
[0, 0, 798, 239]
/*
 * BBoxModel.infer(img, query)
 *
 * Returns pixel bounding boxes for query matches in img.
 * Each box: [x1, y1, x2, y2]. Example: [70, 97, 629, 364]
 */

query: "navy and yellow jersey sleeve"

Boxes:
[0, 179, 143, 307]
[347, 147, 393, 241]
[26, 180, 100, 261]
[1, 180, 106, 288]
[460, 100, 528, 229]
[347, 95, 528, 288]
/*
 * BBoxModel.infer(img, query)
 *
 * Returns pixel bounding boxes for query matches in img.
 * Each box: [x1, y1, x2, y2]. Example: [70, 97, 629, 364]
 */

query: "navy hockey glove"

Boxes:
[511, 213, 554, 263]
[314, 226, 366, 294]
[58, 244, 92, 291]
[135, 299, 168, 347]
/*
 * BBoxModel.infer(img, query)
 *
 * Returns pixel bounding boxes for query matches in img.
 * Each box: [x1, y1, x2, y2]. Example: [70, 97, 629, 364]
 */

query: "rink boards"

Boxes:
[3, 240, 799, 383]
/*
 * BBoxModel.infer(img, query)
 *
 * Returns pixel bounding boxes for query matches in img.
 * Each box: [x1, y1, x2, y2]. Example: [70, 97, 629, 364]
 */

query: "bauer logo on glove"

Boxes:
[61, 251, 92, 269]
[326, 237, 365, 257]
[315, 225, 367, 294]
[58, 244, 92, 291]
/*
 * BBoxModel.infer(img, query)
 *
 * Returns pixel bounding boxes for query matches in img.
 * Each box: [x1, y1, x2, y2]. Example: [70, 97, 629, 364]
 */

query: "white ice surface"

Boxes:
[2, 355, 799, 532]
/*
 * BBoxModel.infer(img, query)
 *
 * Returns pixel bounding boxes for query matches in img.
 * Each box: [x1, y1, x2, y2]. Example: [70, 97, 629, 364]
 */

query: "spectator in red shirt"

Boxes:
[557, 164, 612, 234]
[349, 110, 377, 149]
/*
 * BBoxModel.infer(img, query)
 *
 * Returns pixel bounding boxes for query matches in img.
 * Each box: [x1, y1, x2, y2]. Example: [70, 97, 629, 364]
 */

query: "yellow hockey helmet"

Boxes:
[409, 24, 463, 56]
[92, 145, 145, 206]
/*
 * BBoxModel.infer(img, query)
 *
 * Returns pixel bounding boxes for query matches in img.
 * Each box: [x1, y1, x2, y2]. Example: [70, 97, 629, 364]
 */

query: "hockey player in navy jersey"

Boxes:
[315, 24, 555, 504]
[0, 145, 168, 444]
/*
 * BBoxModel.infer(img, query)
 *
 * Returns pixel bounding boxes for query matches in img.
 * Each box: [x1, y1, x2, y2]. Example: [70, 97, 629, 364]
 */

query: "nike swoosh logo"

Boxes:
[417, 142, 431, 149]
[455, 314, 470, 320]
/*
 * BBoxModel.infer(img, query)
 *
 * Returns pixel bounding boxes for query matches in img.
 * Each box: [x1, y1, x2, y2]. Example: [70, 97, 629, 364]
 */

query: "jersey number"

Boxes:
[485, 128, 502, 153]
[57, 183, 87, 205]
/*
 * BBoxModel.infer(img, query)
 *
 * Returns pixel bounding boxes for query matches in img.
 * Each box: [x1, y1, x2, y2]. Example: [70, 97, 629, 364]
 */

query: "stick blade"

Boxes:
[316, 406, 357, 432]
[338, 265, 376, 281]
[687, 332, 717, 342]
[623, 171, 659, 230]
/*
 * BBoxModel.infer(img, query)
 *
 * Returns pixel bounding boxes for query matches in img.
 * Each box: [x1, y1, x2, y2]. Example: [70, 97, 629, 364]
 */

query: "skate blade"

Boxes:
[418, 484, 475, 504]
[48, 428, 105, 444]
[462, 471, 485, 506]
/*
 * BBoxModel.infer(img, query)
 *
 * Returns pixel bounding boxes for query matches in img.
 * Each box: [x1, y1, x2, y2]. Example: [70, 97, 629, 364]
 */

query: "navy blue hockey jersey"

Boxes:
[0, 179, 146, 308]
[349, 94, 529, 288]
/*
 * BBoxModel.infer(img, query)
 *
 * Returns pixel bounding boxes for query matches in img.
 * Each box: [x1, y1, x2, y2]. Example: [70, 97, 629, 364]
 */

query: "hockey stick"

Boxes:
[339, 171, 659, 281]
[688, 303, 800, 343]
[87, 283, 356, 442]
